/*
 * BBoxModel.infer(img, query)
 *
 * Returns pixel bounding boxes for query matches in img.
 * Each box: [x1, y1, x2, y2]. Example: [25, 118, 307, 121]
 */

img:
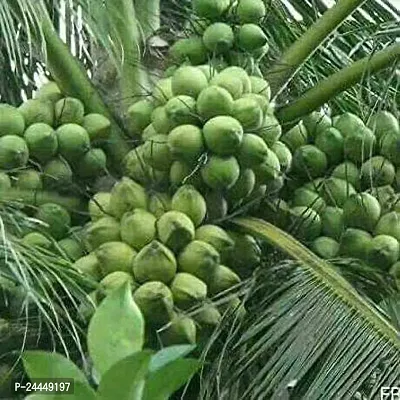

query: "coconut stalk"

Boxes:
[276, 43, 400, 123]
[134, 0, 161, 40]
[267, 0, 367, 97]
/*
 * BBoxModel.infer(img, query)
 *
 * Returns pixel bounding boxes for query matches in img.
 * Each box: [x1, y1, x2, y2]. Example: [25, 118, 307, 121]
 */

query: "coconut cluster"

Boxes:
[72, 177, 255, 345]
[257, 110, 400, 279]
[0, 82, 111, 194]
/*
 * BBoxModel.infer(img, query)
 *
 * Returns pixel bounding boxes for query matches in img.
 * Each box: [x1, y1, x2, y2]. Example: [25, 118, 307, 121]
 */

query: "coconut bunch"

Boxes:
[256, 109, 400, 279]
[166, 0, 269, 76]
[124, 63, 287, 219]
[0, 81, 111, 195]
[72, 177, 255, 345]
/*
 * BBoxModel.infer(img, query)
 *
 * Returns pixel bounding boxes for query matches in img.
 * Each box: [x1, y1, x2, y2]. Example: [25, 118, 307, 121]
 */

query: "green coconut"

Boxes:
[314, 127, 344, 165]
[292, 187, 326, 213]
[150, 107, 176, 135]
[292, 144, 328, 179]
[203, 116, 244, 156]
[242, 93, 269, 114]
[0, 104, 25, 137]
[333, 112, 365, 138]
[171, 185, 207, 227]
[302, 111, 332, 139]
[289, 206, 322, 241]
[170, 272, 207, 309]
[133, 281, 174, 326]
[0, 135, 29, 170]
[156, 210, 195, 252]
[126, 100, 154, 136]
[14, 169, 42, 190]
[257, 198, 290, 228]
[193, 303, 222, 329]
[343, 192, 381, 232]
[169, 160, 203, 188]
[249, 76, 271, 100]
[97, 271, 135, 300]
[24, 123, 58, 162]
[210, 72, 244, 100]
[321, 206, 345, 240]
[148, 192, 171, 218]
[374, 211, 400, 242]
[141, 124, 158, 141]
[320, 177, 356, 207]
[232, 97, 263, 130]
[311, 236, 339, 259]
[35, 81, 63, 103]
[271, 141, 292, 172]
[56, 124, 91, 162]
[108, 177, 148, 219]
[236, 0, 266, 23]
[19, 99, 54, 127]
[120, 209, 157, 250]
[344, 126, 376, 164]
[226, 168, 256, 206]
[35, 203, 71, 240]
[178, 240, 220, 281]
[82, 113, 111, 142]
[253, 149, 281, 183]
[72, 253, 102, 280]
[208, 265, 241, 295]
[380, 132, 400, 166]
[76, 148, 107, 179]
[367, 235, 399, 270]
[0, 172, 11, 190]
[360, 155, 395, 189]
[54, 97, 85, 125]
[331, 162, 360, 191]
[165, 95, 198, 126]
[57, 237, 85, 262]
[367, 110, 399, 143]
[237, 134, 268, 168]
[237, 23, 268, 52]
[169, 37, 208, 65]
[152, 78, 173, 106]
[197, 64, 218, 81]
[204, 190, 228, 221]
[196, 86, 234, 120]
[171, 66, 208, 98]
[42, 158, 73, 190]
[21, 232, 53, 249]
[390, 261, 400, 282]
[302, 178, 324, 193]
[123, 146, 153, 185]
[203, 23, 234, 53]
[218, 296, 246, 319]
[281, 122, 308, 153]
[84, 216, 120, 251]
[168, 125, 205, 165]
[195, 224, 234, 253]
[367, 185, 396, 213]
[201, 155, 240, 190]
[257, 114, 282, 146]
[95, 241, 137, 275]
[193, 0, 230, 19]
[133, 240, 177, 284]
[143, 134, 173, 171]
[160, 313, 197, 345]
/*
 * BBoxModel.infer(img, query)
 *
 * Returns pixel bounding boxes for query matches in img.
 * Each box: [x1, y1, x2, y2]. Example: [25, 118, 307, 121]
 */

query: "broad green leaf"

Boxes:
[97, 350, 153, 400]
[24, 381, 96, 400]
[142, 359, 201, 400]
[87, 282, 145, 377]
[149, 345, 196, 372]
[22, 351, 88, 383]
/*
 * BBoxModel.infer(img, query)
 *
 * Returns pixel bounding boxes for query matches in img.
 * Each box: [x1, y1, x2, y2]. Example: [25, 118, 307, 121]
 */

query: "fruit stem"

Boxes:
[267, 0, 367, 97]
[134, 0, 161, 40]
[39, 17, 131, 169]
[276, 43, 400, 123]
[0, 189, 87, 213]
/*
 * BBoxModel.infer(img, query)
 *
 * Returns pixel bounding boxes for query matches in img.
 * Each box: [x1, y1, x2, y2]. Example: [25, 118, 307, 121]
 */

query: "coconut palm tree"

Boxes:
[0, 0, 399, 398]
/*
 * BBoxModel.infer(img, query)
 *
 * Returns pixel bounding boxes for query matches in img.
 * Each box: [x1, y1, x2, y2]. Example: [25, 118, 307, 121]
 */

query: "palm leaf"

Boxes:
[198, 218, 399, 400]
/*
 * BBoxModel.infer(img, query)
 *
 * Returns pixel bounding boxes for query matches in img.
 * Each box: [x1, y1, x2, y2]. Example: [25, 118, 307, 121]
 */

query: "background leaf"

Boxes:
[149, 345, 196, 372]
[87, 282, 145, 377]
[97, 350, 152, 400]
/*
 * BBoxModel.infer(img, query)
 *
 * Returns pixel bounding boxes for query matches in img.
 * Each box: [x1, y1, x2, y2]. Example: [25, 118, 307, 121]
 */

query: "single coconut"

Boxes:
[292, 144, 328, 179]
[95, 241, 137, 275]
[21, 232, 53, 249]
[171, 66, 208, 98]
[133, 240, 177, 284]
[149, 192, 171, 218]
[35, 81, 63, 103]
[210, 71, 244, 99]
[237, 133, 268, 167]
[142, 124, 158, 141]
[226, 168, 256, 206]
[42, 158, 73, 190]
[281, 122, 307, 153]
[120, 209, 157, 250]
[315, 127, 344, 165]
[237, 23, 268, 52]
[24, 123, 58, 162]
[204, 190, 228, 221]
[150, 106, 176, 135]
[203, 23, 234, 53]
[302, 111, 332, 139]
[331, 161, 360, 191]
[196, 85, 234, 120]
[320, 177, 356, 208]
[367, 235, 399, 270]
[232, 97, 263, 130]
[343, 126, 375, 164]
[126, 99, 154, 136]
[321, 206, 345, 240]
[35, 203, 71, 240]
[14, 169, 42, 190]
[97, 271, 134, 301]
[73, 253, 102, 280]
[367, 110, 399, 143]
[253, 148, 281, 183]
[0, 172, 11, 189]
[208, 265, 241, 295]
[178, 240, 220, 281]
[193, 0, 231, 20]
[169, 37, 208, 65]
[156, 210, 195, 252]
[236, 0, 266, 23]
[256, 114, 282, 146]
[292, 187, 326, 213]
[152, 78, 173, 106]
[333, 112, 365, 138]
[0, 135, 29, 169]
[360, 156, 395, 188]
[57, 237, 85, 262]
[82, 113, 111, 142]
[193, 303, 221, 329]
[75, 148, 107, 179]
[249, 76, 271, 100]
[170, 272, 207, 309]
[203, 116, 244, 156]
[0, 104, 25, 137]
[165, 95, 198, 126]
[169, 160, 203, 188]
[289, 206, 322, 242]
[374, 211, 400, 242]
[339, 228, 372, 260]
[271, 141, 292, 172]
[311, 236, 339, 259]
[201, 155, 240, 190]
[160, 313, 197, 345]
[54, 97, 85, 125]
[84, 216, 120, 251]
[19, 99, 54, 127]
[195, 224, 234, 253]
[143, 134, 173, 171]
[56, 124, 91, 162]
[380, 132, 400, 166]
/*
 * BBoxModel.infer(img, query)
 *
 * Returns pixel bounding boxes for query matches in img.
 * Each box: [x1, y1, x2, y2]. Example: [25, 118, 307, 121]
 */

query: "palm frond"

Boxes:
[198, 218, 400, 400]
